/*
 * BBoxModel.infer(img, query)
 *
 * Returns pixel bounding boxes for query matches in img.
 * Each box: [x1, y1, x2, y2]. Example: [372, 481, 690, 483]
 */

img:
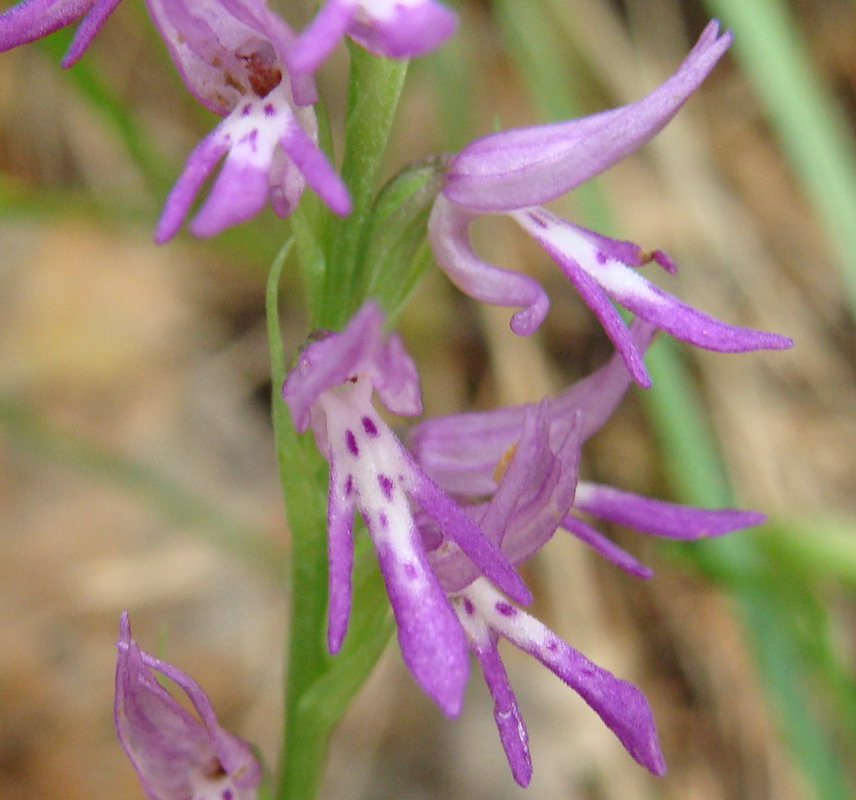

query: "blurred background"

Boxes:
[1, 0, 855, 798]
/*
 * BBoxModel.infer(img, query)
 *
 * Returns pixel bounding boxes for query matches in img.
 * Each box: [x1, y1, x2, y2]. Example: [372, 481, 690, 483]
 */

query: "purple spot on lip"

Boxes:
[345, 430, 359, 456]
[495, 602, 516, 617]
[463, 598, 475, 616]
[527, 210, 548, 228]
[264, 103, 275, 117]
[378, 512, 388, 529]
[378, 474, 393, 500]
[361, 416, 378, 436]
[241, 103, 253, 116]
[222, 791, 234, 800]
[403, 562, 418, 580]
[344, 475, 353, 496]
[596, 251, 608, 265]
[545, 640, 558, 652]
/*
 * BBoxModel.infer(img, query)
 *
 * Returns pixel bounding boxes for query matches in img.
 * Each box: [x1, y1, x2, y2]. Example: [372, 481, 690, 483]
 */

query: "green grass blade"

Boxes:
[702, 0, 856, 312]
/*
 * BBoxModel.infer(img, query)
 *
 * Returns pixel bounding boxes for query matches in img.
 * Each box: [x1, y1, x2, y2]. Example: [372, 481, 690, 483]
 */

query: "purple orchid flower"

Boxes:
[114, 612, 262, 800]
[281, 300, 531, 717]
[416, 379, 663, 783]
[145, 0, 350, 243]
[287, 0, 457, 77]
[428, 20, 792, 387]
[411, 316, 765, 578]
[412, 323, 763, 782]
[0, 0, 122, 66]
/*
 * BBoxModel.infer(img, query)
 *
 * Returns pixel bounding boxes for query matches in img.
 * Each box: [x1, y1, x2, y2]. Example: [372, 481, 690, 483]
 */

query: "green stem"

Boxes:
[268, 243, 395, 800]
[319, 47, 408, 327]
[267, 243, 334, 800]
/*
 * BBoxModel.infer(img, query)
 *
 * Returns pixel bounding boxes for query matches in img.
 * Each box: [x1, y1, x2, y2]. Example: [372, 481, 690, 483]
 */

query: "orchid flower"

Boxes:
[419, 410, 663, 784]
[281, 301, 531, 716]
[145, 0, 350, 243]
[0, 0, 122, 66]
[114, 612, 262, 800]
[412, 317, 765, 579]
[412, 322, 762, 781]
[428, 20, 792, 387]
[288, 0, 457, 77]
[398, 357, 659, 784]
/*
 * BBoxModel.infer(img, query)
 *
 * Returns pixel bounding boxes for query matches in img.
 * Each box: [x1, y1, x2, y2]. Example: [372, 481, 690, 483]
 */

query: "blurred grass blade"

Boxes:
[702, 0, 856, 312]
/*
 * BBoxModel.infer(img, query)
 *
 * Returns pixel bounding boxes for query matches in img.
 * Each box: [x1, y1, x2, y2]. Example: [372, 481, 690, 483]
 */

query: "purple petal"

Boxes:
[464, 621, 532, 787]
[513, 208, 653, 386]
[374, 536, 469, 717]
[574, 482, 767, 539]
[409, 318, 655, 496]
[326, 464, 356, 654]
[408, 462, 532, 606]
[346, 0, 457, 60]
[515, 207, 793, 369]
[154, 129, 230, 244]
[0, 0, 108, 60]
[562, 514, 654, 579]
[470, 582, 665, 775]
[287, 0, 355, 75]
[369, 326, 423, 417]
[114, 613, 262, 799]
[280, 113, 351, 216]
[190, 149, 271, 238]
[428, 195, 550, 336]
[444, 20, 731, 212]
[60, 0, 121, 65]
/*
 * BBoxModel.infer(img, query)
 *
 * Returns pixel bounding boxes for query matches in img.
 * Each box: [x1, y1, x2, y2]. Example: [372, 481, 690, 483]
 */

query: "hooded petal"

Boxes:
[143, 0, 290, 114]
[409, 318, 656, 496]
[114, 613, 261, 800]
[443, 20, 731, 212]
[346, 0, 457, 59]
[0, 0, 121, 65]
[282, 301, 420, 435]
[428, 402, 581, 593]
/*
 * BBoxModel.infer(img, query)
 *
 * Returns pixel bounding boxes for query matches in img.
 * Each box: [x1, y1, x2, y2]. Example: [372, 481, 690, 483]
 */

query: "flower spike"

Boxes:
[288, 0, 457, 76]
[114, 613, 262, 800]
[0, 0, 123, 66]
